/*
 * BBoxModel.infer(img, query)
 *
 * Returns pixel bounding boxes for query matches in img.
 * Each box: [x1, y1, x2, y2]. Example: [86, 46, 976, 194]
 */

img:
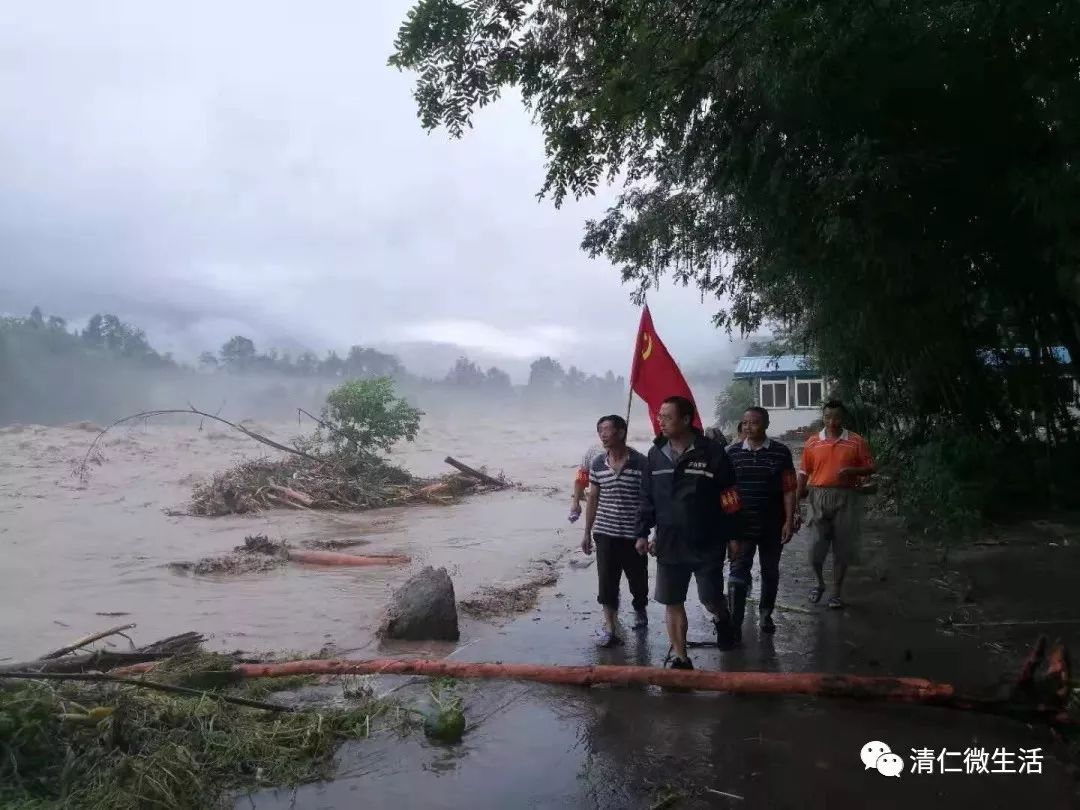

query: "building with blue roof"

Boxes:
[729, 348, 1077, 434]
[730, 354, 826, 433]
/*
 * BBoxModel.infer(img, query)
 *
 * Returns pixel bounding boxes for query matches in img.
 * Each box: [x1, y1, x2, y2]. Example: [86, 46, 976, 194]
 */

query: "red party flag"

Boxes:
[629, 305, 703, 435]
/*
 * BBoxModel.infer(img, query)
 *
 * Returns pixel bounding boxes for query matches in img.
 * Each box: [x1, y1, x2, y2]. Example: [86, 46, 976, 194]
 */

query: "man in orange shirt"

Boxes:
[797, 400, 875, 609]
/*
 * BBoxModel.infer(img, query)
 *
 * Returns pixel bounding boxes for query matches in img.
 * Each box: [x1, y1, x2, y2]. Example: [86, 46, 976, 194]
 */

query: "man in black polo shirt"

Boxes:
[637, 396, 743, 669]
[725, 406, 798, 641]
[581, 415, 649, 648]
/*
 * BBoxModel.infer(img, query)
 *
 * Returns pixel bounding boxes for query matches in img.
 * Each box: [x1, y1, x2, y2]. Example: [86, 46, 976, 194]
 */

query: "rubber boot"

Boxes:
[728, 584, 748, 645]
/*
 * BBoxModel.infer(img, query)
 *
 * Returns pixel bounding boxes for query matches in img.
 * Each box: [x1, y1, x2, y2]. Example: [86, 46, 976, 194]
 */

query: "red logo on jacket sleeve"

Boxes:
[720, 486, 742, 514]
[781, 468, 797, 493]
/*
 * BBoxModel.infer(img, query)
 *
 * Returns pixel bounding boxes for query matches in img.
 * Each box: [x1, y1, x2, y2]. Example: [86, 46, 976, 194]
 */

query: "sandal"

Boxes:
[827, 596, 845, 610]
[808, 585, 825, 604]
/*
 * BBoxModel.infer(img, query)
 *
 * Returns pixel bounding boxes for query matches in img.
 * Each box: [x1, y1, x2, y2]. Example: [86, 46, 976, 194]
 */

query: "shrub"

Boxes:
[871, 426, 1080, 540]
[320, 377, 423, 454]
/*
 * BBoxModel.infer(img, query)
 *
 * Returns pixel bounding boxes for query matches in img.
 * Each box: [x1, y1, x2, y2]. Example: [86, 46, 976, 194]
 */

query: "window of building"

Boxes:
[796, 379, 824, 408]
[760, 380, 788, 409]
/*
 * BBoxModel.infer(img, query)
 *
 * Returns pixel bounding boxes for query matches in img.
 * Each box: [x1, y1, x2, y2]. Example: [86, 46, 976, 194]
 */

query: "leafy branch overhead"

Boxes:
[390, 0, 1080, 441]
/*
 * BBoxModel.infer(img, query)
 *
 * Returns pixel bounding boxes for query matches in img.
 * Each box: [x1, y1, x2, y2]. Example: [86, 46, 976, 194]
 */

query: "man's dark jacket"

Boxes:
[636, 429, 743, 565]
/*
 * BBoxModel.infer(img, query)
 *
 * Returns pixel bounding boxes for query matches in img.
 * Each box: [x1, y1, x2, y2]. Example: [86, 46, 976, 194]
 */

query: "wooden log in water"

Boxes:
[443, 456, 506, 488]
[1, 631, 204, 675]
[285, 548, 411, 567]
[42, 623, 137, 660]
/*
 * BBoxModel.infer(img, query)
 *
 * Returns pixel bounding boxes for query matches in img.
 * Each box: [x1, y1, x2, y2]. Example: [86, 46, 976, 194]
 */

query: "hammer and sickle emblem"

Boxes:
[641, 332, 654, 360]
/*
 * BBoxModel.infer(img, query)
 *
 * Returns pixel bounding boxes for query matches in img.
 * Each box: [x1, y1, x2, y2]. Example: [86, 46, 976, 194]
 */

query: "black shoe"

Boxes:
[669, 656, 694, 670]
[760, 611, 776, 634]
[714, 616, 736, 651]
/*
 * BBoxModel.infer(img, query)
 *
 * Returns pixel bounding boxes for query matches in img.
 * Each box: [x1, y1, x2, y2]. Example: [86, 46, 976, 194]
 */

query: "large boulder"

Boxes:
[380, 566, 460, 641]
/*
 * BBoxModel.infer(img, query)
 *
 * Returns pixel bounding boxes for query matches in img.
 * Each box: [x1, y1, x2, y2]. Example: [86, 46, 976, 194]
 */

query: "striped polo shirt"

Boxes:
[589, 448, 646, 539]
[726, 438, 797, 539]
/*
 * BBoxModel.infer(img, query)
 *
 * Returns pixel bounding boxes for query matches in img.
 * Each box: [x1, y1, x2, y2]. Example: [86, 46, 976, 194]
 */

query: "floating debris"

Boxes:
[188, 454, 502, 516]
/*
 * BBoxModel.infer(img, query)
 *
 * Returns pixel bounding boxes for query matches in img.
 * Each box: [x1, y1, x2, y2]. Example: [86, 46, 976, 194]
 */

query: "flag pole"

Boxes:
[626, 297, 645, 428]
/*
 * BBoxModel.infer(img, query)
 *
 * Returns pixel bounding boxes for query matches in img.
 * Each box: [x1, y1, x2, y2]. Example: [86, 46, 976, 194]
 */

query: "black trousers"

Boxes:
[728, 533, 783, 613]
[594, 533, 648, 610]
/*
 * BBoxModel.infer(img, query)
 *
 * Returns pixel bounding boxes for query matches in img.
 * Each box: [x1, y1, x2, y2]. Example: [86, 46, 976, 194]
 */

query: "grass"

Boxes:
[0, 676, 398, 809]
[242, 675, 319, 700]
[0, 653, 470, 807]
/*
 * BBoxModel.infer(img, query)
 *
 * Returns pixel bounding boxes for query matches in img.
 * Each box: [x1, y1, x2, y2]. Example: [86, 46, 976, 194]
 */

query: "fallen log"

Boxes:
[267, 484, 314, 507]
[204, 658, 962, 701]
[1, 631, 205, 675]
[75, 408, 319, 482]
[41, 623, 137, 660]
[266, 492, 311, 510]
[2, 650, 183, 676]
[102, 637, 1072, 725]
[159, 637, 1070, 725]
[444, 456, 506, 489]
[115, 657, 957, 702]
[285, 549, 411, 567]
[418, 481, 451, 497]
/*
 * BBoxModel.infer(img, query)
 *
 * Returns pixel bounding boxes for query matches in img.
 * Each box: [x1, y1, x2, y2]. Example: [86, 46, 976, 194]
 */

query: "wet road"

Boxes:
[243, 520, 1079, 810]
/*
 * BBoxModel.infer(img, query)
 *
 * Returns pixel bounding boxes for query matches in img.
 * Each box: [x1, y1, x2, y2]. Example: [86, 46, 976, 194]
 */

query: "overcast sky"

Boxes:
[0, 1, 744, 380]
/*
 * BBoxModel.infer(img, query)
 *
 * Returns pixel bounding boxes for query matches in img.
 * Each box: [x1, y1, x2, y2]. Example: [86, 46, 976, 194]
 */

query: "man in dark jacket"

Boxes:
[637, 396, 743, 669]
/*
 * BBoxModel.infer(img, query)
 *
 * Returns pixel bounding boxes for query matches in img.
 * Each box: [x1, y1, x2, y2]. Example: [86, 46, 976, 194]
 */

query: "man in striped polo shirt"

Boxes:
[725, 406, 798, 641]
[581, 414, 649, 647]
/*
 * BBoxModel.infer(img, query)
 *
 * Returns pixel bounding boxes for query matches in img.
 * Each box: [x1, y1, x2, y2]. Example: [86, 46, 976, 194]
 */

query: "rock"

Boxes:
[380, 566, 460, 641]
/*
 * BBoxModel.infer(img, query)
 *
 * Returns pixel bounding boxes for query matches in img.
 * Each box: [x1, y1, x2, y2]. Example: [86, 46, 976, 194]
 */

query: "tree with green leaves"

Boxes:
[321, 377, 424, 454]
[390, 0, 1080, 443]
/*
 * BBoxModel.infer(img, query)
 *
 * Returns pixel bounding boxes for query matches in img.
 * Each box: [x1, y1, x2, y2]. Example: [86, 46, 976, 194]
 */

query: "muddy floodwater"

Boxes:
[0, 405, 642, 661]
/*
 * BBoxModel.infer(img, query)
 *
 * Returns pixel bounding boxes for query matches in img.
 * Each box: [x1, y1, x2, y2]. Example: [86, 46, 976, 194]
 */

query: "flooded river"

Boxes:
[0, 401, 664, 661]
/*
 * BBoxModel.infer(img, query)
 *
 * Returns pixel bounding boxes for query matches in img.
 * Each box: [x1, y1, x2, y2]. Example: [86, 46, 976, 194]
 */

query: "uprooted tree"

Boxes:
[389, 0, 1080, 533]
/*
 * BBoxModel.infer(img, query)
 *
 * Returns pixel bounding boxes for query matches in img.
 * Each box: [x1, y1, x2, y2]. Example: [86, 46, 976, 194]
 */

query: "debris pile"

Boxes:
[189, 454, 507, 516]
[169, 535, 290, 576]
[170, 535, 411, 575]
[70, 406, 513, 515]
[459, 557, 562, 619]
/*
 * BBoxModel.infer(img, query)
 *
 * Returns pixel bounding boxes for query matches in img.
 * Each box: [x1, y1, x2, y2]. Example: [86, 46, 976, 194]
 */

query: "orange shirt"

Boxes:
[798, 430, 874, 488]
